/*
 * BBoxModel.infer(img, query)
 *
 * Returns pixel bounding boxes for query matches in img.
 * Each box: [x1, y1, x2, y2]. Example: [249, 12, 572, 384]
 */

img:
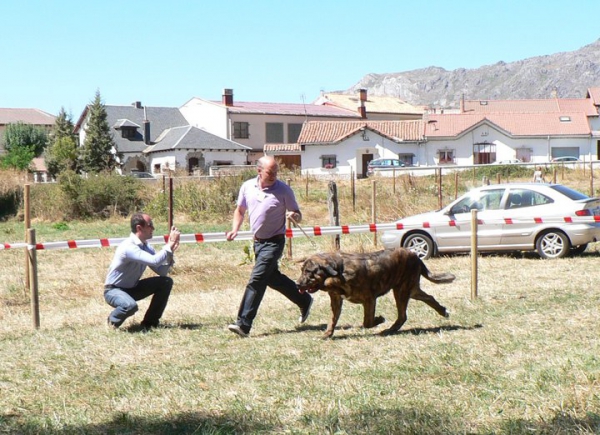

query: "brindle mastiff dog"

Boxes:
[297, 248, 455, 338]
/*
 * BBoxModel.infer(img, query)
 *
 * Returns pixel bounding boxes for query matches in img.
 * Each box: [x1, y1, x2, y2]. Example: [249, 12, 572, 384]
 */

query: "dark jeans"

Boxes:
[104, 276, 173, 327]
[236, 238, 310, 332]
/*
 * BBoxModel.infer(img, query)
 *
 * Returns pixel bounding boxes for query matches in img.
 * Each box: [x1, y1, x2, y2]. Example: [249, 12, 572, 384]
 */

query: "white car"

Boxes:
[381, 183, 600, 259]
[551, 156, 582, 163]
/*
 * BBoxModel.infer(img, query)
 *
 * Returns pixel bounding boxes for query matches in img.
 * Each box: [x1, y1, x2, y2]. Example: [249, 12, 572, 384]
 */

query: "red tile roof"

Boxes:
[426, 112, 590, 137]
[0, 108, 55, 125]
[298, 120, 424, 144]
[586, 87, 600, 105]
[462, 98, 597, 116]
[264, 143, 301, 153]
[212, 101, 359, 118]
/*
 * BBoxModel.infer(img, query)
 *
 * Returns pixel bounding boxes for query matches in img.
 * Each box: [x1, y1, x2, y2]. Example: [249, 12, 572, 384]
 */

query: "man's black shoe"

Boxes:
[299, 296, 313, 324]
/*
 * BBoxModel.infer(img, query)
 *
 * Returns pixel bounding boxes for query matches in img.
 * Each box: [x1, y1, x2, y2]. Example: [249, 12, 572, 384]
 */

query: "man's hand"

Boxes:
[226, 230, 237, 241]
[286, 211, 301, 223]
[168, 226, 181, 252]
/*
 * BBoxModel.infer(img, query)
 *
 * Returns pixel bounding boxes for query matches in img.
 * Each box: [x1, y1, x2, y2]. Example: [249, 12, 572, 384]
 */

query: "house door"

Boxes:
[361, 154, 373, 178]
[188, 157, 199, 175]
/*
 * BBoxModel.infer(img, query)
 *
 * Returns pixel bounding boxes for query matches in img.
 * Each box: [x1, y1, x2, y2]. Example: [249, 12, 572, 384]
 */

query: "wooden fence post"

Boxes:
[305, 174, 309, 199]
[371, 180, 377, 247]
[454, 172, 459, 199]
[351, 168, 356, 212]
[287, 178, 293, 258]
[24, 184, 31, 293]
[437, 168, 443, 209]
[328, 181, 340, 250]
[590, 161, 594, 197]
[28, 228, 40, 329]
[471, 210, 478, 300]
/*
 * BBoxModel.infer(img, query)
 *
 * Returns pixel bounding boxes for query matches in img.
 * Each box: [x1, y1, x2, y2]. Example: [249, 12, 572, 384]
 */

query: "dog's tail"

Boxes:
[419, 258, 455, 284]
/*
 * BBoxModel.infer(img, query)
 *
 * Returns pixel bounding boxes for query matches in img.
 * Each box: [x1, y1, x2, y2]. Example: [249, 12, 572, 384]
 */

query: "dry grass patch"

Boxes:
[1, 172, 600, 433]
[1, 238, 600, 434]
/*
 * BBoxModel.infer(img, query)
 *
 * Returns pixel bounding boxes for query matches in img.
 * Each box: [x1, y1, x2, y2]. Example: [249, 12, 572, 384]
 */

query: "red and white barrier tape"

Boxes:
[2, 216, 600, 251]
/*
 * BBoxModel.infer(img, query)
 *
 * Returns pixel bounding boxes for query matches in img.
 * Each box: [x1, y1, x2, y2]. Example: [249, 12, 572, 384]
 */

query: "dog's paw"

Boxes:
[322, 330, 334, 339]
[443, 310, 450, 318]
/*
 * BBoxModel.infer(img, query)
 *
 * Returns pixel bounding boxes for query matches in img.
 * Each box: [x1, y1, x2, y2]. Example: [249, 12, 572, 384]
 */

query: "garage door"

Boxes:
[551, 147, 579, 159]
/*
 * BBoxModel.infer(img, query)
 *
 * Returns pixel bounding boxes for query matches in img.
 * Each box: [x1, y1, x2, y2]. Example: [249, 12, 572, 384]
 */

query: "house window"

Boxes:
[287, 123, 303, 143]
[266, 123, 284, 143]
[121, 127, 136, 138]
[473, 142, 496, 164]
[516, 147, 533, 163]
[437, 149, 455, 164]
[233, 122, 249, 139]
[321, 155, 337, 168]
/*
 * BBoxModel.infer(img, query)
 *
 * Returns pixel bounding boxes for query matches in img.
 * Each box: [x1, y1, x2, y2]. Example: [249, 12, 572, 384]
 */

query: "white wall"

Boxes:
[149, 149, 248, 174]
[180, 98, 229, 138]
[301, 130, 420, 177]
[425, 123, 595, 166]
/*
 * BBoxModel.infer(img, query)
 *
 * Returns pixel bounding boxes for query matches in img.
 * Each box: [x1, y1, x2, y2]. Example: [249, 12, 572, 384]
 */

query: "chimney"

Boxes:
[359, 88, 367, 102]
[358, 88, 367, 119]
[358, 89, 367, 119]
[222, 88, 234, 106]
[143, 106, 150, 144]
[460, 94, 465, 113]
[133, 101, 142, 109]
[143, 120, 151, 144]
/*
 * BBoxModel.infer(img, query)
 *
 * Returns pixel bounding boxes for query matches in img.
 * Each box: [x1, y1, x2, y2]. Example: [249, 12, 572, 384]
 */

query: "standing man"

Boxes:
[226, 156, 313, 337]
[104, 212, 181, 329]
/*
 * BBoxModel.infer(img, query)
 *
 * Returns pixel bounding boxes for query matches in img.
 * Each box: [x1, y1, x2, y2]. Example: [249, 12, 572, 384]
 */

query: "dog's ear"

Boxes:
[323, 264, 338, 277]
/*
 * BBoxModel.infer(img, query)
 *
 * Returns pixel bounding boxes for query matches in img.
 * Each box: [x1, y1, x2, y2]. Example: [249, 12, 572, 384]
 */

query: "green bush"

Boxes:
[0, 189, 20, 221]
[58, 171, 146, 219]
[0, 169, 23, 221]
[148, 170, 257, 222]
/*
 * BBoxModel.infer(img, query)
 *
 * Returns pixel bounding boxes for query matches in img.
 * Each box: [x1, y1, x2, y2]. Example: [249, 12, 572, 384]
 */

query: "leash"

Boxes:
[288, 215, 318, 248]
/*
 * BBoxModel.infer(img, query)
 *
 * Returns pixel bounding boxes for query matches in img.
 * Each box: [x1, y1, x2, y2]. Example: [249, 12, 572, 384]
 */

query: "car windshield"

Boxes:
[550, 184, 590, 200]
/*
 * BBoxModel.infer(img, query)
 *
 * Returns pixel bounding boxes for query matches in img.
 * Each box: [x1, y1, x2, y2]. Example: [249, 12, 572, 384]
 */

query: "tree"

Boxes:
[1, 122, 48, 170]
[45, 107, 79, 177]
[0, 143, 35, 170]
[80, 90, 117, 173]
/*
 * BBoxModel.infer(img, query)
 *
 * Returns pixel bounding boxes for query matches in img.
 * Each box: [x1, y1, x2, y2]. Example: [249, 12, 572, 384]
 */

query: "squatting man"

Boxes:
[104, 212, 180, 329]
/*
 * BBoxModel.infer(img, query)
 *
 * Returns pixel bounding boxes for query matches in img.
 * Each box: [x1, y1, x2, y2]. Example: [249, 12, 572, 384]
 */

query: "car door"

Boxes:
[438, 188, 506, 251]
[500, 188, 552, 248]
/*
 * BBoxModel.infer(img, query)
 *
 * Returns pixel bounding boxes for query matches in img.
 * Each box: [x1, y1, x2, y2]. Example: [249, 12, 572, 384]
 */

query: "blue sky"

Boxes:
[2, 0, 599, 117]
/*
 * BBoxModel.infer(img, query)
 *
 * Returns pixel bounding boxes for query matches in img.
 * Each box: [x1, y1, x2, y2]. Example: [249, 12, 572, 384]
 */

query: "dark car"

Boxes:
[366, 158, 406, 177]
[128, 171, 155, 179]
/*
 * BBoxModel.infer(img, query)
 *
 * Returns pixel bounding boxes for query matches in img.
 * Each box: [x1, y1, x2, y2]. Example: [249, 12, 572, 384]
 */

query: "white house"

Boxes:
[424, 113, 595, 165]
[144, 125, 250, 174]
[180, 89, 361, 167]
[74, 101, 249, 175]
[297, 120, 424, 178]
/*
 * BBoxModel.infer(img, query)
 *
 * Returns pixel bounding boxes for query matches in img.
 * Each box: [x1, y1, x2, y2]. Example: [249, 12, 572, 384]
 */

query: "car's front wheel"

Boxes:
[402, 233, 435, 260]
[536, 230, 570, 259]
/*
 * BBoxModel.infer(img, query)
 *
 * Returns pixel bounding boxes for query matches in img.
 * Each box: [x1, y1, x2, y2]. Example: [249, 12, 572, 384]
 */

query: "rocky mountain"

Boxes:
[346, 39, 600, 109]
